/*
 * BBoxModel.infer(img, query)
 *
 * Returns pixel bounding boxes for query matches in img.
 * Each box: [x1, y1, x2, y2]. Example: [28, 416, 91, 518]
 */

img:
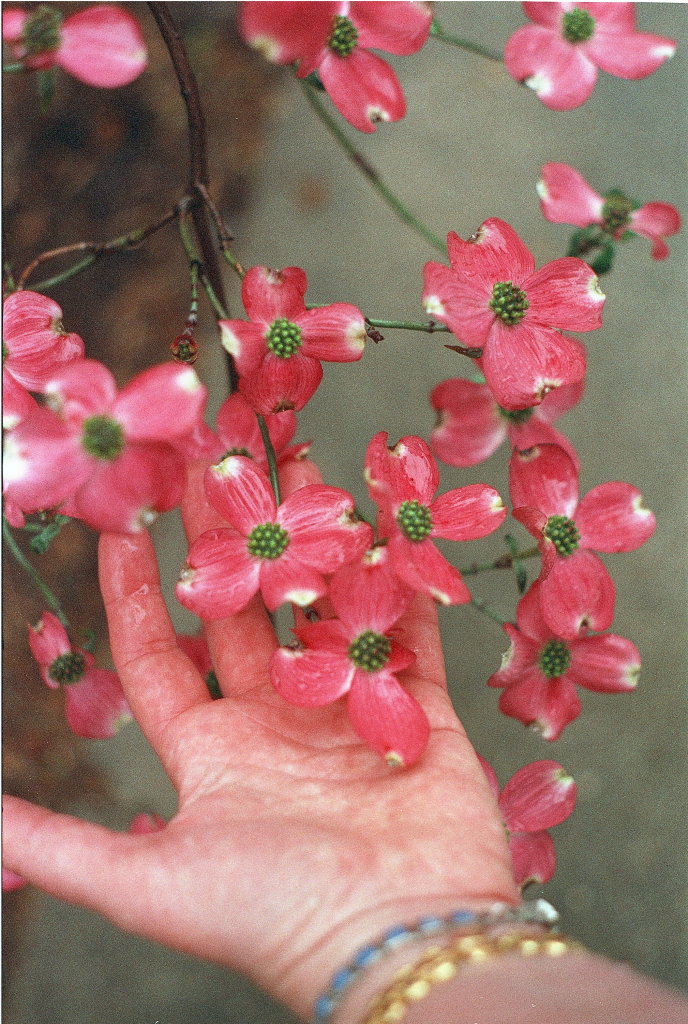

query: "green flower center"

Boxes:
[601, 191, 634, 234]
[81, 415, 125, 461]
[224, 447, 253, 460]
[266, 317, 302, 359]
[23, 5, 63, 55]
[544, 514, 580, 556]
[348, 630, 392, 672]
[247, 522, 289, 560]
[397, 499, 433, 542]
[489, 281, 529, 325]
[328, 15, 358, 57]
[48, 651, 86, 685]
[498, 405, 535, 425]
[539, 639, 572, 678]
[561, 7, 595, 44]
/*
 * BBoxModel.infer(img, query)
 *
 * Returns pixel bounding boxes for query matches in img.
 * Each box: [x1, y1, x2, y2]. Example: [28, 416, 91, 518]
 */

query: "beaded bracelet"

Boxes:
[312, 899, 559, 1022]
[360, 930, 587, 1024]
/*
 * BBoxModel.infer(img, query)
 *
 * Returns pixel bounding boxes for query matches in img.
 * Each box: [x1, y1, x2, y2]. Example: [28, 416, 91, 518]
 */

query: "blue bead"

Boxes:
[352, 945, 381, 968]
[313, 994, 335, 1020]
[417, 916, 444, 933]
[330, 966, 353, 992]
[382, 924, 411, 947]
[449, 910, 476, 925]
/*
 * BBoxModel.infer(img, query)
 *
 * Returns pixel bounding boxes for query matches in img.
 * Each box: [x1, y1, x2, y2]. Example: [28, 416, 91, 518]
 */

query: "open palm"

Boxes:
[3, 460, 518, 1020]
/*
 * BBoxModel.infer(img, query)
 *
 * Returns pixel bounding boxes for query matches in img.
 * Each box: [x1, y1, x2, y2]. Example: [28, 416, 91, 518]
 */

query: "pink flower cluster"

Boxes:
[3, 3, 147, 88]
[239, 1, 432, 132]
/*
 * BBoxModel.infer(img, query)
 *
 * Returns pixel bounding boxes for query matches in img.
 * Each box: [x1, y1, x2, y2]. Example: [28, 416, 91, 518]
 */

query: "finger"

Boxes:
[99, 530, 211, 750]
[2, 795, 144, 927]
[393, 591, 449, 693]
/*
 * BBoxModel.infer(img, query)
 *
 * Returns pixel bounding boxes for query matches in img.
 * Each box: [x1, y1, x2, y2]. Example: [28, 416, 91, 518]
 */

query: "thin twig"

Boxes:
[429, 19, 503, 63]
[3, 516, 69, 627]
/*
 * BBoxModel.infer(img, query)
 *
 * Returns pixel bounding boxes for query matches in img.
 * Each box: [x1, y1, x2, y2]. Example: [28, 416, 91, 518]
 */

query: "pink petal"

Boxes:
[241, 265, 308, 324]
[128, 812, 166, 835]
[176, 528, 260, 620]
[509, 443, 579, 518]
[447, 218, 536, 285]
[297, 303, 366, 362]
[293, 617, 351, 655]
[58, 4, 147, 87]
[482, 322, 586, 411]
[70, 443, 186, 533]
[539, 549, 616, 639]
[569, 633, 640, 693]
[515, 580, 552, 643]
[329, 545, 414, 634]
[576, 482, 655, 553]
[531, 376, 585, 424]
[476, 754, 501, 803]
[318, 49, 406, 133]
[487, 624, 541, 689]
[351, 1, 431, 55]
[509, 418, 581, 474]
[2, 868, 27, 893]
[526, 258, 605, 333]
[2, 371, 37, 430]
[215, 392, 296, 466]
[280, 484, 373, 571]
[504, 25, 598, 111]
[238, 2, 336, 65]
[3, 407, 90, 512]
[218, 319, 268, 376]
[388, 533, 471, 606]
[422, 260, 494, 348]
[28, 611, 70, 671]
[63, 667, 132, 739]
[430, 484, 506, 541]
[585, 29, 676, 80]
[577, 3, 636, 34]
[509, 830, 557, 886]
[498, 670, 581, 740]
[521, 3, 566, 30]
[204, 455, 276, 534]
[45, 358, 117, 422]
[429, 378, 505, 468]
[500, 759, 577, 831]
[114, 364, 206, 441]
[630, 203, 681, 260]
[347, 670, 430, 766]
[259, 550, 327, 610]
[537, 163, 604, 228]
[2, 290, 84, 391]
[511, 506, 556, 578]
[271, 644, 354, 706]
[2, 8, 27, 44]
[386, 640, 417, 675]
[239, 351, 323, 414]
[365, 432, 439, 507]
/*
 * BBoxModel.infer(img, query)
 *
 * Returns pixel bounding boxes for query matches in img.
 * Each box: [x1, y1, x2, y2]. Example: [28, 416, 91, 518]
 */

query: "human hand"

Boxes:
[2, 457, 518, 1021]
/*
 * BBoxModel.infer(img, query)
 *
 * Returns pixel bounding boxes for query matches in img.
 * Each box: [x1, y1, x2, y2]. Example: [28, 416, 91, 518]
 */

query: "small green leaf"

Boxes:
[29, 515, 71, 554]
[589, 241, 615, 276]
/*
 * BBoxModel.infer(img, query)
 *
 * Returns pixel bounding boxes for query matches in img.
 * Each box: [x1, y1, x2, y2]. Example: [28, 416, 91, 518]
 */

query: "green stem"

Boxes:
[3, 517, 69, 627]
[177, 216, 229, 320]
[32, 255, 97, 292]
[469, 596, 507, 626]
[300, 80, 446, 255]
[429, 19, 503, 63]
[366, 318, 451, 335]
[3, 63, 25, 73]
[256, 414, 281, 506]
[459, 546, 539, 576]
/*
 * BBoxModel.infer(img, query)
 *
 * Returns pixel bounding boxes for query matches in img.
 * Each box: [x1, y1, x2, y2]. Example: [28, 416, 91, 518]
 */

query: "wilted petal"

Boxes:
[576, 482, 655, 552]
[347, 670, 430, 766]
[630, 203, 681, 260]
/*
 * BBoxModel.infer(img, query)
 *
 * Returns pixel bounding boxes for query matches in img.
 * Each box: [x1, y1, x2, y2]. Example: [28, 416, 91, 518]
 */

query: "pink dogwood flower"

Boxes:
[3, 4, 147, 87]
[488, 580, 640, 739]
[365, 432, 507, 605]
[177, 454, 373, 619]
[219, 266, 366, 415]
[430, 376, 584, 469]
[510, 443, 656, 638]
[28, 611, 132, 739]
[272, 543, 428, 766]
[3, 359, 207, 532]
[504, 3, 676, 111]
[479, 755, 577, 886]
[3, 290, 84, 428]
[239, 2, 432, 132]
[537, 162, 681, 261]
[422, 218, 600, 410]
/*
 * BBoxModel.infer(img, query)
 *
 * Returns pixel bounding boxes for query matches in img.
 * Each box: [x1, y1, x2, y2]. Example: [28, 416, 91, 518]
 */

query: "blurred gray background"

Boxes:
[5, 3, 687, 1021]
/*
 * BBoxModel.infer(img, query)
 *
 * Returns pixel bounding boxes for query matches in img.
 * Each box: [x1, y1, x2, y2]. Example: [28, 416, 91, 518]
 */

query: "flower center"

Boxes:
[498, 405, 535, 425]
[81, 415, 126, 460]
[348, 630, 392, 672]
[489, 281, 529, 325]
[601, 190, 634, 234]
[224, 447, 253, 459]
[247, 522, 289, 559]
[544, 514, 580, 556]
[328, 15, 358, 57]
[397, 499, 433, 542]
[561, 7, 595, 44]
[48, 651, 86, 685]
[23, 5, 63, 55]
[266, 318, 303, 359]
[539, 639, 572, 678]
